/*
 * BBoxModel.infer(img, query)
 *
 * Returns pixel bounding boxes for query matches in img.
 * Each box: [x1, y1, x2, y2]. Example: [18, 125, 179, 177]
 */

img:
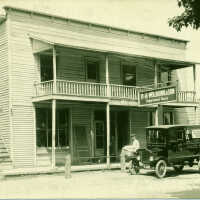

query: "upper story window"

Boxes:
[163, 111, 174, 125]
[86, 59, 100, 82]
[40, 55, 53, 82]
[122, 64, 136, 86]
[149, 111, 155, 126]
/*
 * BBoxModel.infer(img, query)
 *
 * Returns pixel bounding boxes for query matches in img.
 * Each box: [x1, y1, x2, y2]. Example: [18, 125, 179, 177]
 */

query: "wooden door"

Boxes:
[73, 126, 91, 164]
[95, 121, 105, 158]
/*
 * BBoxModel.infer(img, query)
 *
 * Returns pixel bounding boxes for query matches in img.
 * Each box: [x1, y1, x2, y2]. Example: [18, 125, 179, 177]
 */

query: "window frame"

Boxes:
[121, 63, 136, 86]
[85, 57, 100, 82]
[163, 111, 174, 125]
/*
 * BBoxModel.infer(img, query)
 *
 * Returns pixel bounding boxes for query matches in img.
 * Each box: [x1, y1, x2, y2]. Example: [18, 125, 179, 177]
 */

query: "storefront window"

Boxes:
[36, 108, 69, 148]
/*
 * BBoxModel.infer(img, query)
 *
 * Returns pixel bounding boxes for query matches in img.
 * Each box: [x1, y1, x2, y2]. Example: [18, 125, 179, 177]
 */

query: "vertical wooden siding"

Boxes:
[0, 21, 10, 152]
[130, 109, 148, 148]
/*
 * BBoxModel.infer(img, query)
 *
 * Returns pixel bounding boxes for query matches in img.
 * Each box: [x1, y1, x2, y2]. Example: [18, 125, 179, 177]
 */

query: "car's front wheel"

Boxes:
[155, 160, 167, 178]
[173, 165, 184, 173]
[198, 160, 200, 171]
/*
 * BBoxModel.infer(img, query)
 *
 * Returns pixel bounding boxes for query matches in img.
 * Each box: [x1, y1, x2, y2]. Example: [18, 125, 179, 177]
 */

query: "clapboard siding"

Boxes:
[0, 21, 10, 153]
[12, 105, 35, 167]
[72, 106, 91, 127]
[8, 9, 186, 63]
[57, 48, 155, 86]
[130, 110, 148, 148]
[57, 48, 106, 83]
[174, 107, 198, 125]
[7, 9, 186, 50]
[131, 110, 148, 147]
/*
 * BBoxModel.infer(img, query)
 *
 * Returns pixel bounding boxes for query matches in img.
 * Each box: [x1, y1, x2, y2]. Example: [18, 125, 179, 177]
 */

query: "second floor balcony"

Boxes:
[33, 80, 197, 106]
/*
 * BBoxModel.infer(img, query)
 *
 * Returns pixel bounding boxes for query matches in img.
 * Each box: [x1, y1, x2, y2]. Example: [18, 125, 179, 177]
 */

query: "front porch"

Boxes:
[34, 102, 134, 168]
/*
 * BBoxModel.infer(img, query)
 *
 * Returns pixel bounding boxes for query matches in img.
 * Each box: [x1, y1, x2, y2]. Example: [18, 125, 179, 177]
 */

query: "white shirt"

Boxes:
[132, 139, 140, 151]
[122, 139, 140, 152]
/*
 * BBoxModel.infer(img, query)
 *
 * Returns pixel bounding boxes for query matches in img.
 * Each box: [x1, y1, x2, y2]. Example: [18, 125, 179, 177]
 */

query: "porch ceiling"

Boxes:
[28, 34, 198, 67]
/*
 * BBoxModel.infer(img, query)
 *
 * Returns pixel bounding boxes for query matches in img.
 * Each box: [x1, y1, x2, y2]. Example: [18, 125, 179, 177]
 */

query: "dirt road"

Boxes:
[0, 167, 200, 198]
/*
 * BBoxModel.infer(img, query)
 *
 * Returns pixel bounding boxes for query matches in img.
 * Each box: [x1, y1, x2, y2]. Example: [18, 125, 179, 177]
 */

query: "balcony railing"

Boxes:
[110, 84, 149, 100]
[34, 80, 197, 104]
[177, 91, 196, 103]
[57, 80, 108, 97]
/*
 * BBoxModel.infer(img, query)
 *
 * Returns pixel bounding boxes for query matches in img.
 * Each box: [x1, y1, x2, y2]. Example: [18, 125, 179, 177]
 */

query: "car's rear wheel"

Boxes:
[155, 160, 167, 178]
[173, 165, 184, 172]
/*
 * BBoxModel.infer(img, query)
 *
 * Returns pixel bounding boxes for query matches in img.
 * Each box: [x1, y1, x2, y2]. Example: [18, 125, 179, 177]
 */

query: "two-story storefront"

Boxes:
[0, 6, 199, 171]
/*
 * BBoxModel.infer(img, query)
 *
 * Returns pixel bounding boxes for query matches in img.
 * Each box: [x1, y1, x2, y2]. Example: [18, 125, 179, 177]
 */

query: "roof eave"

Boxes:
[4, 5, 189, 44]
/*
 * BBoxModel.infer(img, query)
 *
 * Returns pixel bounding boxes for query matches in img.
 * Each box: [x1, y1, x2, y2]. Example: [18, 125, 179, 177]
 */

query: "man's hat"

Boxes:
[131, 134, 136, 137]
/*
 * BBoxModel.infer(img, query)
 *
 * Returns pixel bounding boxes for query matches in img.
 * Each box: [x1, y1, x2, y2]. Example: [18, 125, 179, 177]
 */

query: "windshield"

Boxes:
[191, 128, 200, 139]
[147, 129, 166, 144]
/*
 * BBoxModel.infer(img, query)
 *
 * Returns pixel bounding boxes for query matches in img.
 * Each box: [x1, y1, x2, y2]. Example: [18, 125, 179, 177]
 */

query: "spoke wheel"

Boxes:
[173, 165, 184, 173]
[155, 160, 167, 178]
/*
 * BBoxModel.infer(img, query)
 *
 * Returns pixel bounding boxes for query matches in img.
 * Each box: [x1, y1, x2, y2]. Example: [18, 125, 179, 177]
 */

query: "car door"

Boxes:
[168, 128, 185, 162]
[168, 128, 192, 162]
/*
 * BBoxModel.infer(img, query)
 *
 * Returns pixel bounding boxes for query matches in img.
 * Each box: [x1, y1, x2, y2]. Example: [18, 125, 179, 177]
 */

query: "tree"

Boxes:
[168, 0, 200, 31]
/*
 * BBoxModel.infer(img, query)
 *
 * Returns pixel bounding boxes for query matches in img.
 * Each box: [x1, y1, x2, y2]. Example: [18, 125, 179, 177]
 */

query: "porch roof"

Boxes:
[29, 34, 198, 69]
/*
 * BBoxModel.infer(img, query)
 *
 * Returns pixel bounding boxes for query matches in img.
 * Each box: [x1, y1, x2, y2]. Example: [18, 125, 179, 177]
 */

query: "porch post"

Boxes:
[193, 64, 196, 99]
[53, 46, 57, 94]
[154, 61, 159, 88]
[33, 104, 36, 167]
[52, 99, 56, 168]
[154, 60, 161, 125]
[193, 64, 197, 124]
[155, 107, 159, 125]
[114, 111, 118, 158]
[69, 108, 73, 163]
[105, 54, 110, 96]
[106, 102, 110, 168]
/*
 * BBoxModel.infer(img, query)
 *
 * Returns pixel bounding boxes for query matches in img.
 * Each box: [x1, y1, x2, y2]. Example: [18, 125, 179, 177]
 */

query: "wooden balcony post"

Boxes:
[53, 46, 57, 94]
[52, 99, 56, 168]
[105, 54, 110, 97]
[69, 108, 73, 163]
[155, 106, 159, 126]
[106, 102, 110, 168]
[154, 61, 159, 89]
[193, 64, 196, 100]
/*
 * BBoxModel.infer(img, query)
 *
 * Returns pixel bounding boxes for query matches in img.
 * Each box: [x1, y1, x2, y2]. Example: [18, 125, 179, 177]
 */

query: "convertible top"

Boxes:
[146, 124, 200, 129]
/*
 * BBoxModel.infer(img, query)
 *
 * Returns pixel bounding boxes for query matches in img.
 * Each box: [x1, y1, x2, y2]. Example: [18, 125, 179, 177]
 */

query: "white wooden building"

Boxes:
[0, 6, 199, 170]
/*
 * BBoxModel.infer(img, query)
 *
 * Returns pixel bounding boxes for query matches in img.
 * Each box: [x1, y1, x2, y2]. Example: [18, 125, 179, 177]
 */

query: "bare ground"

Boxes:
[0, 167, 200, 199]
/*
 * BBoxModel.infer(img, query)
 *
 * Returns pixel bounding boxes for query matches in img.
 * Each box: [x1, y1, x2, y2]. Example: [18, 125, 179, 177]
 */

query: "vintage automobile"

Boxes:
[137, 124, 200, 178]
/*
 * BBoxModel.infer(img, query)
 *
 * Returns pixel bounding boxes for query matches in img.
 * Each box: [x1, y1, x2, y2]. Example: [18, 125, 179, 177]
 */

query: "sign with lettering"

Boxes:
[139, 86, 177, 105]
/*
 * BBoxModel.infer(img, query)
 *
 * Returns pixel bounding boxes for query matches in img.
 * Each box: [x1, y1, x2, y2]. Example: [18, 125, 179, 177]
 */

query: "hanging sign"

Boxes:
[139, 86, 177, 105]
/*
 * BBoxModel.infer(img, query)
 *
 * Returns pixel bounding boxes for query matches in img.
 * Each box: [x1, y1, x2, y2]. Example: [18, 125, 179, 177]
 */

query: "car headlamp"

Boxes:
[137, 155, 140, 161]
[149, 156, 154, 161]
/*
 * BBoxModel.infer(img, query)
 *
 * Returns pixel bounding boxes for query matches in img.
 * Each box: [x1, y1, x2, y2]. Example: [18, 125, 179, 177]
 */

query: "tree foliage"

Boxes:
[168, 0, 200, 31]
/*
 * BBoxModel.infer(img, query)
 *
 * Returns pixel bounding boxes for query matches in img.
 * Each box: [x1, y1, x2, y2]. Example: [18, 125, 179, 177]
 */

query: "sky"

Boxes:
[0, 0, 199, 62]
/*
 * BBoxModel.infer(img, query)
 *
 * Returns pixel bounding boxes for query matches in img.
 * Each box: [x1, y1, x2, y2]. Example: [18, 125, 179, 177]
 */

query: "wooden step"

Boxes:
[0, 148, 8, 154]
[0, 152, 9, 158]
